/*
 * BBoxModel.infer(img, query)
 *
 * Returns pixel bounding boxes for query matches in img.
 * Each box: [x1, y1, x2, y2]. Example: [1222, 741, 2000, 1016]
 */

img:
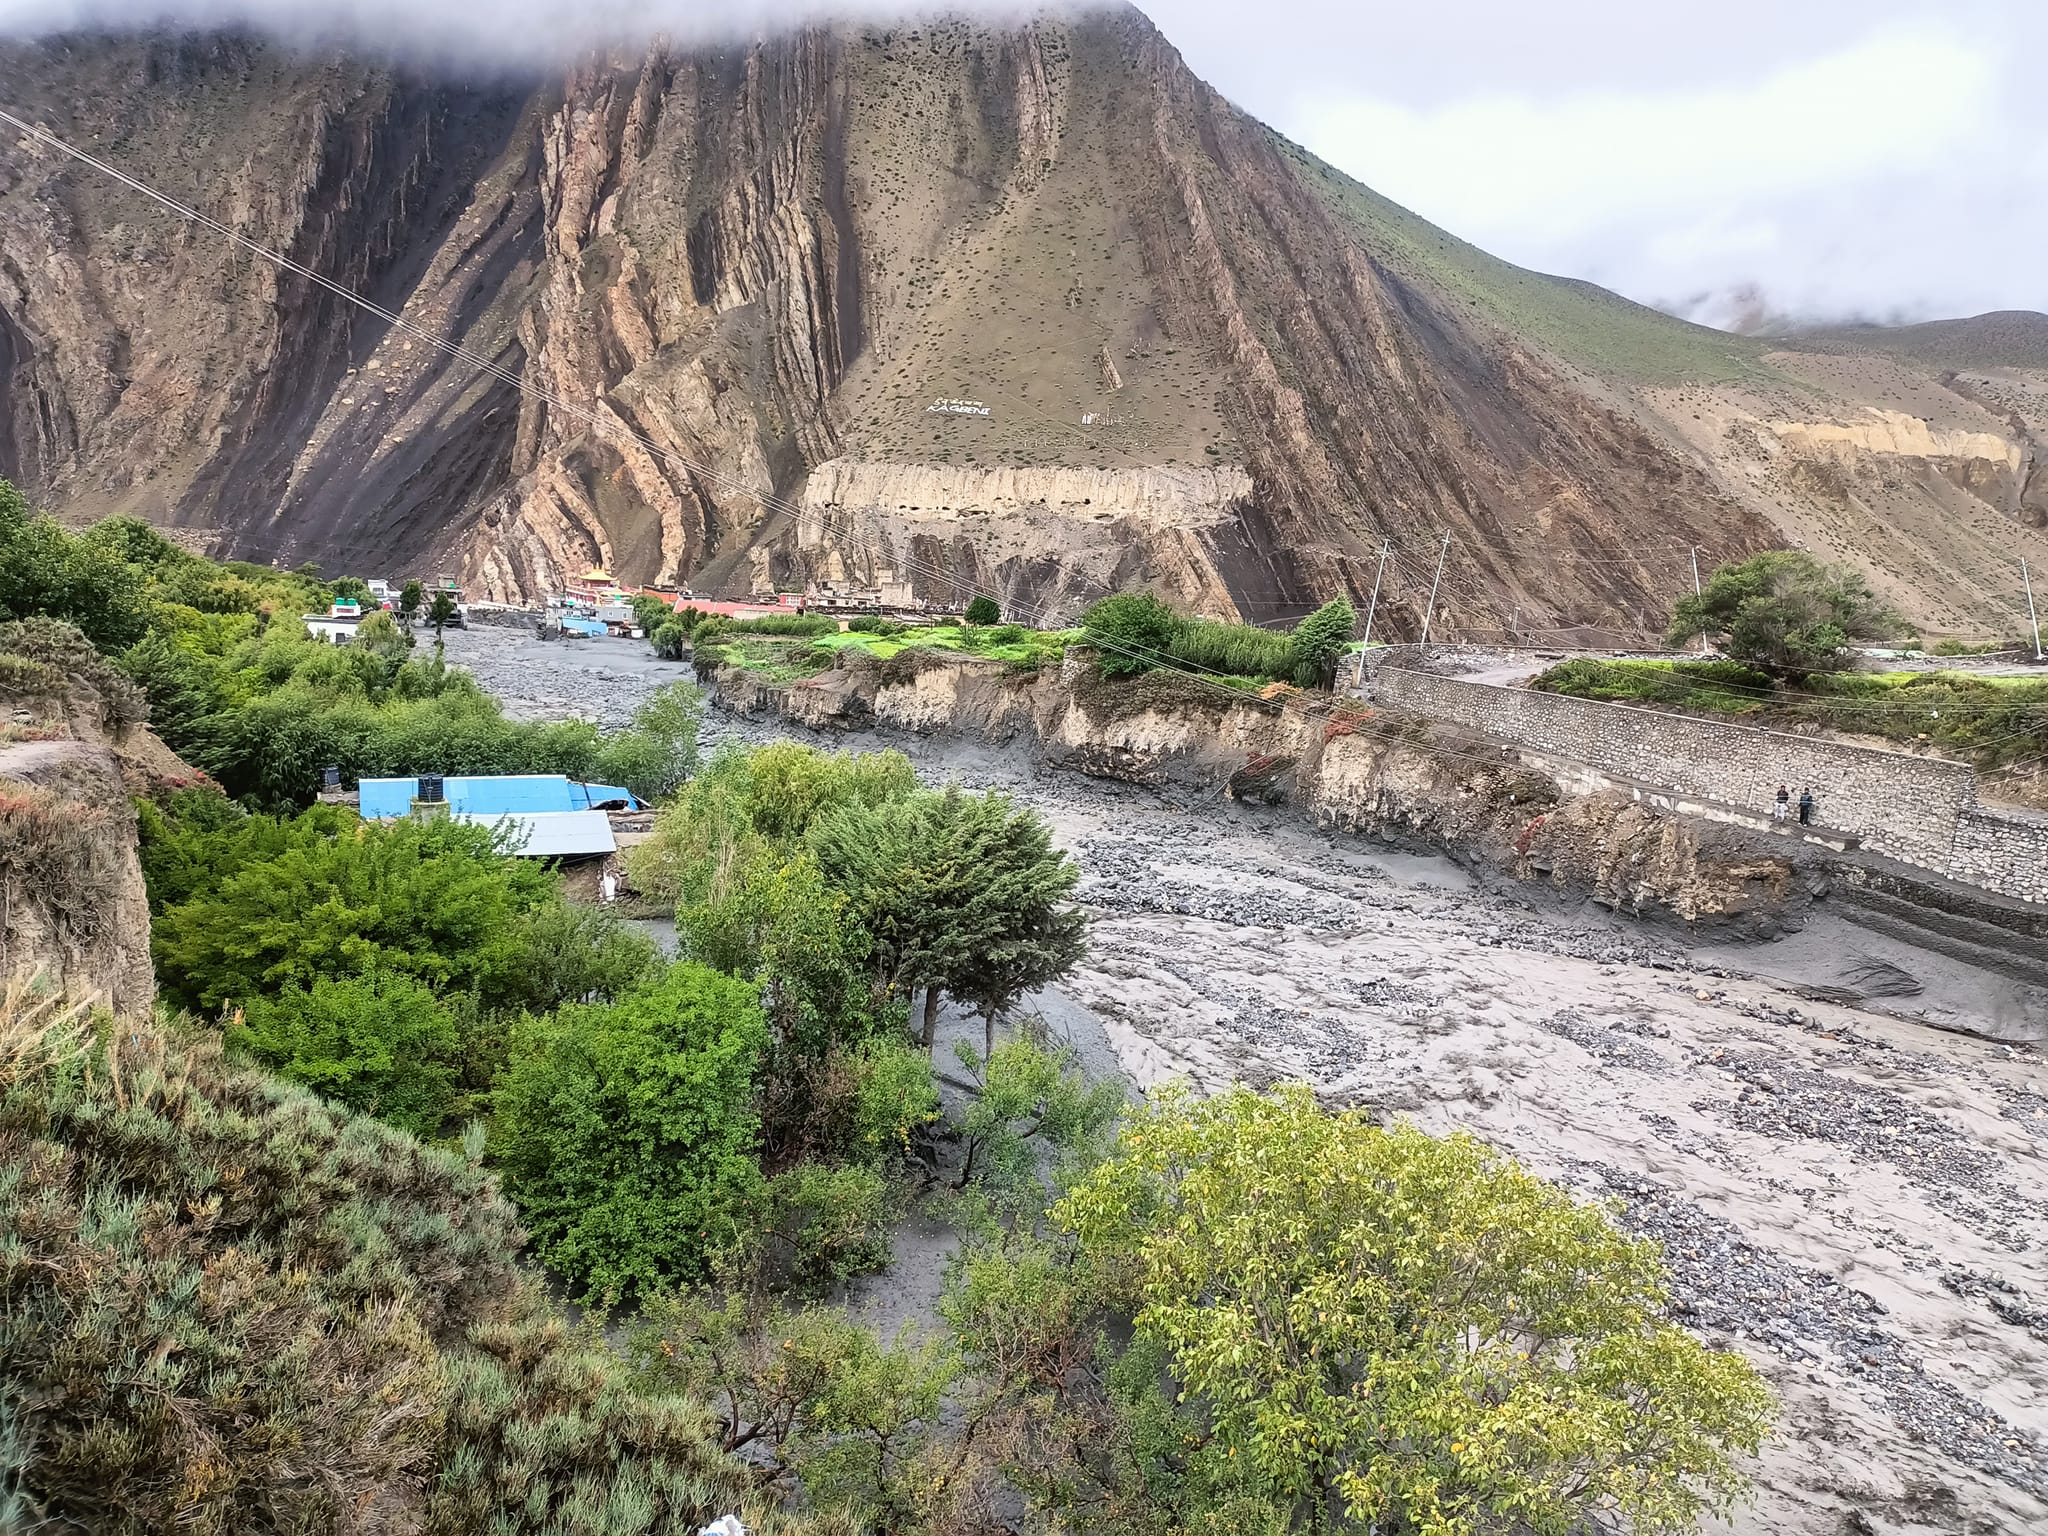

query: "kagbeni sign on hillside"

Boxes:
[926, 397, 992, 417]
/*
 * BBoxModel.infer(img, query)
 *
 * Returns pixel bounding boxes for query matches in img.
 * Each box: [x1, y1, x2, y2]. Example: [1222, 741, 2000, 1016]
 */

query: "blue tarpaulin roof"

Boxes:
[357, 775, 640, 820]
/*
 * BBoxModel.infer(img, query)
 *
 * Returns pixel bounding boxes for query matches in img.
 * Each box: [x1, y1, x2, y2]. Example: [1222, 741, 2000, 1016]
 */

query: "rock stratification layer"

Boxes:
[4, 11, 2047, 633]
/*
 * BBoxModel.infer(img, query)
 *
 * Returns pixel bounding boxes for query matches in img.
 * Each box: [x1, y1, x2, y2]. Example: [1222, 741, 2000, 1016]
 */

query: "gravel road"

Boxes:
[445, 626, 2048, 1536]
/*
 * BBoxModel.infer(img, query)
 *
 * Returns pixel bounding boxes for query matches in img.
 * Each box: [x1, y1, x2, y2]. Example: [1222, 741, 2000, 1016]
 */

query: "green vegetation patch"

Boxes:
[1534, 658, 2048, 770]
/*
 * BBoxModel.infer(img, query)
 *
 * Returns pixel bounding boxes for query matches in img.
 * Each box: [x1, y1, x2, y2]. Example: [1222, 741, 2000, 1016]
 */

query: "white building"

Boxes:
[304, 600, 366, 645]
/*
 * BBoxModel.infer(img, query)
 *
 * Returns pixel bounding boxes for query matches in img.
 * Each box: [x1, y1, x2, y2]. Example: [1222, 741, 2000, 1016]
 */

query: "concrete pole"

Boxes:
[1691, 547, 1707, 655]
[1420, 535, 1450, 647]
[2025, 558, 2045, 661]
[1362, 539, 1389, 643]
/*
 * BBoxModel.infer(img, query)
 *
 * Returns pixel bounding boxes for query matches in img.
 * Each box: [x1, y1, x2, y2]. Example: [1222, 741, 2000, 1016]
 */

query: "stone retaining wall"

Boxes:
[1371, 668, 2048, 905]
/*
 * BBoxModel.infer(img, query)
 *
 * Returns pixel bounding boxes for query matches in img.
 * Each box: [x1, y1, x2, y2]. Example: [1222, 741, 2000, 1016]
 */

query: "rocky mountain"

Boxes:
[3, 7, 2045, 638]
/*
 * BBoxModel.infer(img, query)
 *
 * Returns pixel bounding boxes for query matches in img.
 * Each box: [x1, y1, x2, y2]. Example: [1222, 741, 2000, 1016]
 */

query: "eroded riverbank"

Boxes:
[444, 627, 2048, 1536]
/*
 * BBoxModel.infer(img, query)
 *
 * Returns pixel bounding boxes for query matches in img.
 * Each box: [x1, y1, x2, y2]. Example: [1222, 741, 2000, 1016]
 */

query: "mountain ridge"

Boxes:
[3, 6, 2046, 636]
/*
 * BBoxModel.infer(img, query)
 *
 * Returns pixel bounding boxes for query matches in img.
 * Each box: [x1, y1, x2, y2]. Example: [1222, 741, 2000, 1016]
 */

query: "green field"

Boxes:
[705, 622, 1079, 682]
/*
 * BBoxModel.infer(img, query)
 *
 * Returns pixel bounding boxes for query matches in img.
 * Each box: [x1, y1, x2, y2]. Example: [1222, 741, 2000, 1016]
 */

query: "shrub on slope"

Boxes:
[0, 981, 829, 1536]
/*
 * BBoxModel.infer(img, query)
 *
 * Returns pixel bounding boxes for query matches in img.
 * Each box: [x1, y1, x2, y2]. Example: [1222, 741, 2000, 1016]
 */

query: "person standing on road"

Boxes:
[1797, 787, 1815, 826]
[1773, 784, 1790, 822]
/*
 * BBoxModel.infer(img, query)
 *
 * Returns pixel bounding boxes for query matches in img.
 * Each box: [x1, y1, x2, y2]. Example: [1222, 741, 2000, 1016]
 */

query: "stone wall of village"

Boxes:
[1370, 669, 2048, 905]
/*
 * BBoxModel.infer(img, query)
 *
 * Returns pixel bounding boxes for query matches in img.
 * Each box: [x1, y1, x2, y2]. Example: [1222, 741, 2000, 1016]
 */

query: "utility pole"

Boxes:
[1362, 539, 1389, 643]
[1420, 534, 1450, 648]
[2025, 557, 2045, 661]
[1691, 547, 1707, 655]
[1509, 604, 1520, 647]
[1358, 539, 1390, 691]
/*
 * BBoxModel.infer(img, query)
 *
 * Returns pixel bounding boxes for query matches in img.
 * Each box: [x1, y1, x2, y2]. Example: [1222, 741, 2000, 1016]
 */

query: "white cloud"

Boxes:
[1282, 23, 2033, 324]
[1292, 28, 1992, 250]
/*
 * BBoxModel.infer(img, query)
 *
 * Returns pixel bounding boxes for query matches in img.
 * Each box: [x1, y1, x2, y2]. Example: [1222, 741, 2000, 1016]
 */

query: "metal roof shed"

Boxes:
[452, 810, 617, 859]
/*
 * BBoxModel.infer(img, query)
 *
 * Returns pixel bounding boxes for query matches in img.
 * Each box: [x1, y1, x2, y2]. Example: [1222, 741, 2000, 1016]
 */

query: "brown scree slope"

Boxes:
[3, 8, 2046, 635]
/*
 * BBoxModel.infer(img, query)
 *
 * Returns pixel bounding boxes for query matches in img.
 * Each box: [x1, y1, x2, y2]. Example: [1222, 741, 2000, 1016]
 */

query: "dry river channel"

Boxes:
[447, 626, 2048, 1536]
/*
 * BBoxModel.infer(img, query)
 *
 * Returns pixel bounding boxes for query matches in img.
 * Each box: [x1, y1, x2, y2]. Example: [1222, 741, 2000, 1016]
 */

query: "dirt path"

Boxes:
[452, 625, 2048, 1536]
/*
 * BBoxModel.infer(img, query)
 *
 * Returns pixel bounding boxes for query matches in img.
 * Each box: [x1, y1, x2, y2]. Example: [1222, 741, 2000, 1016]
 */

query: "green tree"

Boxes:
[1289, 596, 1356, 688]
[631, 592, 677, 635]
[153, 817, 552, 1013]
[398, 578, 423, 631]
[1666, 550, 1900, 677]
[652, 618, 687, 658]
[951, 1037, 1122, 1198]
[1081, 591, 1183, 678]
[0, 479, 152, 651]
[1058, 1086, 1776, 1536]
[427, 588, 459, 642]
[630, 1291, 974, 1531]
[226, 969, 460, 1137]
[351, 608, 412, 673]
[810, 787, 1086, 1052]
[329, 576, 373, 606]
[592, 678, 701, 801]
[492, 963, 770, 1302]
[964, 595, 1001, 625]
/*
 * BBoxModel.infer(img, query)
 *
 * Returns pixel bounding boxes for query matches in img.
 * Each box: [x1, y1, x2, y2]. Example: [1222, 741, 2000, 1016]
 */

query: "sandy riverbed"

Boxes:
[446, 627, 2048, 1536]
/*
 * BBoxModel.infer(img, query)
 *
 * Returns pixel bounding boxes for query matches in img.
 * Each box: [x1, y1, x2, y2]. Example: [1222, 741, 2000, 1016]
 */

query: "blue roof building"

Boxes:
[356, 775, 639, 859]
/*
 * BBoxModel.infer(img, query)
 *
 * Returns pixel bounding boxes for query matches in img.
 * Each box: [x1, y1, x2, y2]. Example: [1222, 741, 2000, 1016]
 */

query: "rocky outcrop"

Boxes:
[790, 459, 1256, 619]
[4, 10, 2045, 634]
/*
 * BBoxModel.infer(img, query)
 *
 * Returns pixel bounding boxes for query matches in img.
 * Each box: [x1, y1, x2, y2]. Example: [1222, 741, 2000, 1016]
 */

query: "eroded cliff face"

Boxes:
[0, 740, 154, 1017]
[4, 11, 2045, 634]
[709, 647, 1812, 932]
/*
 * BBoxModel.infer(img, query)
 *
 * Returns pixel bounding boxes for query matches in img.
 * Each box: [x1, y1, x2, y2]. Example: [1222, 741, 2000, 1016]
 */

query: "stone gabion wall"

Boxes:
[1371, 669, 2047, 903]
[1949, 808, 2048, 904]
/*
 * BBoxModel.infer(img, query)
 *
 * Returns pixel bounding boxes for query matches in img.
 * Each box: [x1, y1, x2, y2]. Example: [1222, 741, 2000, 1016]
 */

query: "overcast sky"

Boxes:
[3, 0, 2039, 328]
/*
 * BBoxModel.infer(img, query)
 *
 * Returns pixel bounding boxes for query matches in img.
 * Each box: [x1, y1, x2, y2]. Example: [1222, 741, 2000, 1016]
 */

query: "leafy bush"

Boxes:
[0, 615, 150, 730]
[492, 963, 771, 1303]
[152, 816, 553, 1014]
[739, 1161, 896, 1295]
[1058, 1085, 1776, 1536]
[1082, 592, 1182, 677]
[630, 1290, 967, 1531]
[226, 969, 461, 1137]
[652, 618, 687, 658]
[590, 678, 701, 801]
[1167, 615, 1295, 680]
[1288, 595, 1356, 686]
[722, 613, 839, 638]
[486, 898, 662, 1015]
[0, 477, 152, 652]
[964, 595, 1001, 625]
[0, 990, 800, 1536]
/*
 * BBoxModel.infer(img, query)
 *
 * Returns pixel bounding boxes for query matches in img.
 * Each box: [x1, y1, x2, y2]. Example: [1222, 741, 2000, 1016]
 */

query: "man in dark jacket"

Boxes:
[1774, 784, 1790, 822]
[1797, 787, 1816, 826]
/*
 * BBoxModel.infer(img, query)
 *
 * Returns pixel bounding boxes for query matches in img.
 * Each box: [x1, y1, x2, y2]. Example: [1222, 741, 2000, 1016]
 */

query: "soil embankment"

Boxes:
[0, 738, 153, 1014]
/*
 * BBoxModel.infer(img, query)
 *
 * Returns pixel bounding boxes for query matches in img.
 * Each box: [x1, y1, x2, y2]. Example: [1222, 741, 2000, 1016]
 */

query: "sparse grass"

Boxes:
[1276, 132, 1773, 387]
